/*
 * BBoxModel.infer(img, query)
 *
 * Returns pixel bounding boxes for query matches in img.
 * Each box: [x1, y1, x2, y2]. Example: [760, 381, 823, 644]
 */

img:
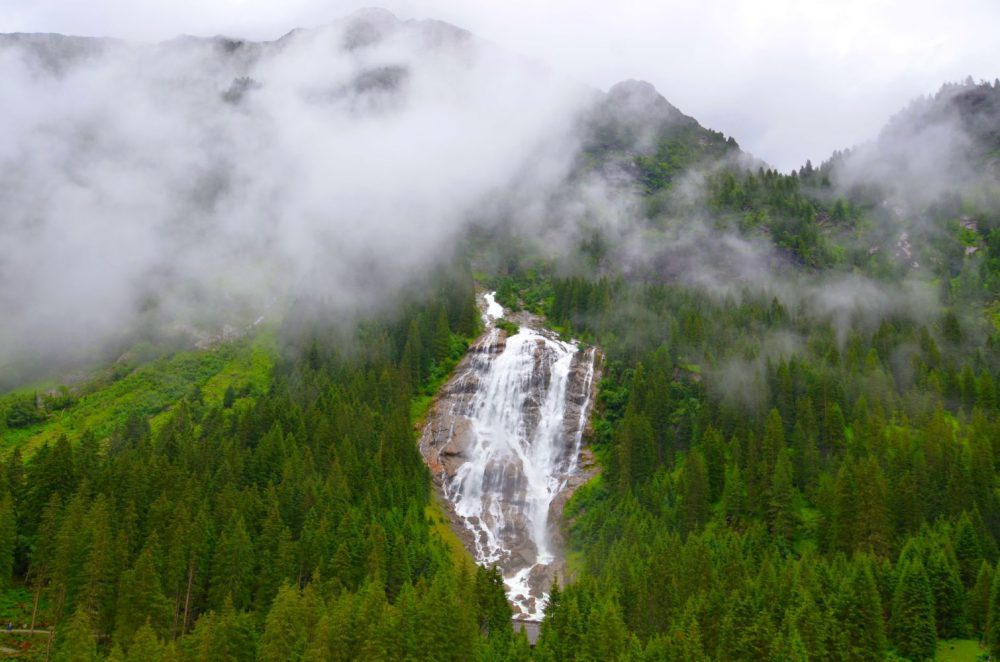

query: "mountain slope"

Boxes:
[579, 79, 742, 192]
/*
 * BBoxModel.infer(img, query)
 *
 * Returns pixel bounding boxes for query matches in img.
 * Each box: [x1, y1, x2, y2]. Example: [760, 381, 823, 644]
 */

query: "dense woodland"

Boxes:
[0, 79, 999, 660]
[530, 80, 1000, 661]
[0, 269, 537, 659]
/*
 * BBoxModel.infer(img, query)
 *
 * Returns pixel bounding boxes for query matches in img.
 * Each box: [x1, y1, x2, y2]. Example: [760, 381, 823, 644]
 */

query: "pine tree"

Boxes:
[208, 515, 254, 611]
[432, 305, 452, 365]
[0, 491, 16, 590]
[770, 621, 808, 662]
[701, 427, 726, 502]
[891, 559, 937, 661]
[53, 607, 98, 662]
[853, 457, 890, 556]
[722, 463, 747, 525]
[791, 420, 819, 496]
[223, 384, 236, 409]
[80, 496, 121, 638]
[925, 546, 966, 638]
[114, 543, 171, 648]
[188, 600, 257, 662]
[476, 565, 512, 640]
[768, 448, 797, 548]
[968, 424, 995, 511]
[401, 319, 425, 393]
[719, 591, 775, 660]
[253, 499, 295, 614]
[954, 512, 983, 588]
[49, 491, 88, 625]
[762, 408, 786, 480]
[680, 449, 711, 536]
[987, 561, 1000, 658]
[824, 403, 846, 454]
[969, 561, 993, 637]
[580, 597, 629, 661]
[617, 408, 656, 492]
[791, 592, 829, 661]
[836, 558, 885, 660]
[668, 604, 710, 661]
[126, 621, 165, 662]
[832, 464, 858, 553]
[259, 583, 308, 661]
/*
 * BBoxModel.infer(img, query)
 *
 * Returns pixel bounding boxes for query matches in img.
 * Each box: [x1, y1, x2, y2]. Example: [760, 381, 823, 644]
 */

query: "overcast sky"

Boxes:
[2, 0, 998, 171]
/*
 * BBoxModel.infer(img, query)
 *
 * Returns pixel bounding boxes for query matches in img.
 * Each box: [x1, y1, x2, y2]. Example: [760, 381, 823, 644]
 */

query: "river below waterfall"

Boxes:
[419, 292, 599, 619]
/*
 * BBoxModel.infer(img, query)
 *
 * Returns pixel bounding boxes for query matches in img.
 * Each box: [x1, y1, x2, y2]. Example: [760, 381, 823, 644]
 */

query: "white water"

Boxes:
[439, 292, 596, 618]
[482, 291, 504, 324]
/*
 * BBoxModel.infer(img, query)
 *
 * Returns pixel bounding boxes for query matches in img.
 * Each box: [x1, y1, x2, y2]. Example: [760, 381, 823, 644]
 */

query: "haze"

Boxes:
[2, 0, 998, 170]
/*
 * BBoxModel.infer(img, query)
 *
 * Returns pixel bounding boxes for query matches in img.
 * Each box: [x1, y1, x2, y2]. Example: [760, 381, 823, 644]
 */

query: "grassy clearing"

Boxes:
[0, 330, 276, 458]
[0, 587, 39, 626]
[564, 550, 585, 582]
[935, 639, 985, 661]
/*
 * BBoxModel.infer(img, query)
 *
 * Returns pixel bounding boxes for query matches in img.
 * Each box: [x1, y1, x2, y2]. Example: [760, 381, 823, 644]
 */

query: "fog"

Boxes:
[4, 1, 998, 171]
[0, 7, 995, 386]
[0, 10, 589, 375]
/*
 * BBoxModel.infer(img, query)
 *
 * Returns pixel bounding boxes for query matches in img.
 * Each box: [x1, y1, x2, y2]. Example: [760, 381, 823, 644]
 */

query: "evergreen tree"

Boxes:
[114, 543, 171, 648]
[0, 491, 16, 590]
[617, 408, 656, 492]
[969, 561, 993, 637]
[680, 449, 711, 536]
[187, 600, 257, 662]
[987, 561, 1000, 658]
[701, 426, 727, 502]
[925, 546, 966, 638]
[762, 408, 786, 481]
[667, 605, 710, 661]
[723, 463, 748, 525]
[770, 621, 808, 662]
[126, 621, 165, 662]
[768, 448, 796, 548]
[223, 384, 236, 409]
[476, 565, 513, 640]
[953, 512, 983, 588]
[53, 607, 98, 662]
[891, 559, 937, 661]
[836, 558, 885, 661]
[853, 457, 890, 556]
[208, 515, 254, 611]
[433, 305, 452, 365]
[258, 584, 309, 662]
[580, 597, 629, 661]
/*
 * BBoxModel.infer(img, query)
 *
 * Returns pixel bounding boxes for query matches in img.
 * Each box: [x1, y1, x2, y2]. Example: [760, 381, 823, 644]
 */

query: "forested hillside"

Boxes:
[1, 7, 999, 658]
[0, 269, 538, 659]
[524, 79, 1000, 660]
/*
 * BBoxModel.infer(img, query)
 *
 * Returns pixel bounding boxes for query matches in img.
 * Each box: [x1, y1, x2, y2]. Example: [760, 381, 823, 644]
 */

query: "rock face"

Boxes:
[419, 294, 600, 619]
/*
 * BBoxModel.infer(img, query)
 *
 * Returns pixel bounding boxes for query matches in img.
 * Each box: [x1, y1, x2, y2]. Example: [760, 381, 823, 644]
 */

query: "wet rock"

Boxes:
[441, 419, 474, 457]
[418, 296, 603, 619]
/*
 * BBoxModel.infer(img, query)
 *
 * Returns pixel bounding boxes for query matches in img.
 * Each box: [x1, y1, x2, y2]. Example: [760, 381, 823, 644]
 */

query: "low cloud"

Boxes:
[0, 11, 589, 375]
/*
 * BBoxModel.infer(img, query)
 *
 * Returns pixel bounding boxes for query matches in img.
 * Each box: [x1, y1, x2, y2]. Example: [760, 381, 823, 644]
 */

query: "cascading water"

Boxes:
[420, 292, 598, 619]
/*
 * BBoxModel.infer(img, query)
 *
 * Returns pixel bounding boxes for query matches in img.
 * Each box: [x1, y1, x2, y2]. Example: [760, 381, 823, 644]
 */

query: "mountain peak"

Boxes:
[343, 6, 400, 23]
[606, 79, 684, 122]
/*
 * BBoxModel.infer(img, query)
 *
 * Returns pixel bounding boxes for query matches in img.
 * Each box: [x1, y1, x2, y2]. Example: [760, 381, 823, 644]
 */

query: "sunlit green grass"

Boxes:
[0, 330, 276, 457]
[935, 639, 985, 661]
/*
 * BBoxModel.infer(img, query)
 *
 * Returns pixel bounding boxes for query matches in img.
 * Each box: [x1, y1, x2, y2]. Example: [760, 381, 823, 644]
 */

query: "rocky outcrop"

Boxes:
[419, 299, 600, 619]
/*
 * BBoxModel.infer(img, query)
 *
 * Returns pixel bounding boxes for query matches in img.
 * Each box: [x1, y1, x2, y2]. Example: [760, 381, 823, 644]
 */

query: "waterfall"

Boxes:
[420, 292, 598, 619]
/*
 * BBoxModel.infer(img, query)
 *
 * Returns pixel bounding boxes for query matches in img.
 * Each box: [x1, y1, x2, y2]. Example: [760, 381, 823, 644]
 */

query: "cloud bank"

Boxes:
[3, 0, 998, 170]
[0, 10, 589, 375]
